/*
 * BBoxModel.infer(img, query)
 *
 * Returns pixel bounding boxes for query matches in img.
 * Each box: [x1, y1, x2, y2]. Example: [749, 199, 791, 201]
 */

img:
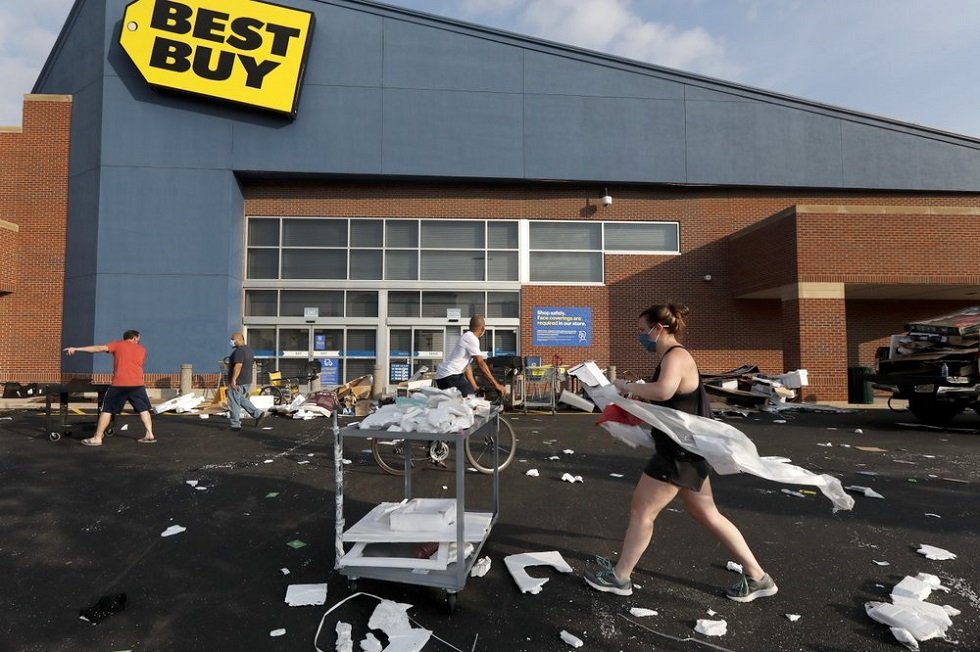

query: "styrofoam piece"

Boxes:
[366, 601, 431, 652]
[567, 361, 610, 387]
[470, 556, 491, 577]
[561, 473, 584, 483]
[845, 485, 885, 499]
[250, 394, 275, 411]
[629, 607, 658, 617]
[889, 627, 920, 651]
[559, 390, 595, 412]
[785, 614, 801, 622]
[890, 596, 955, 627]
[339, 541, 451, 570]
[153, 393, 197, 414]
[388, 499, 455, 531]
[865, 601, 948, 642]
[335, 622, 354, 652]
[360, 633, 382, 652]
[694, 619, 728, 636]
[559, 630, 584, 648]
[525, 469, 540, 477]
[891, 576, 932, 602]
[503, 551, 573, 595]
[161, 525, 186, 537]
[342, 503, 492, 543]
[726, 561, 743, 574]
[269, 628, 286, 637]
[284, 583, 328, 606]
[916, 544, 957, 560]
[778, 369, 809, 389]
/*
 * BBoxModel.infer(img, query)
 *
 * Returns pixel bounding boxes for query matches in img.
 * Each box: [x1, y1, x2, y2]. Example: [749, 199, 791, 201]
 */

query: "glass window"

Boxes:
[422, 292, 484, 318]
[414, 329, 445, 357]
[248, 328, 277, 357]
[347, 291, 379, 317]
[487, 251, 518, 281]
[604, 223, 678, 252]
[278, 328, 310, 355]
[245, 290, 277, 317]
[388, 291, 420, 318]
[247, 249, 279, 279]
[389, 329, 412, 356]
[385, 250, 417, 280]
[282, 250, 346, 279]
[313, 329, 343, 353]
[488, 221, 518, 249]
[350, 219, 383, 247]
[420, 251, 484, 281]
[492, 329, 518, 356]
[530, 222, 601, 250]
[421, 220, 484, 248]
[386, 220, 418, 248]
[530, 252, 602, 282]
[487, 292, 519, 318]
[280, 290, 343, 317]
[283, 218, 347, 247]
[248, 219, 279, 246]
[346, 329, 376, 356]
[346, 359, 374, 380]
[350, 250, 382, 280]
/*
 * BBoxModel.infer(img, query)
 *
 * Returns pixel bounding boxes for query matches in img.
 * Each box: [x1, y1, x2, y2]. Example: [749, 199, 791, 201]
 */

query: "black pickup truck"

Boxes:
[869, 307, 980, 426]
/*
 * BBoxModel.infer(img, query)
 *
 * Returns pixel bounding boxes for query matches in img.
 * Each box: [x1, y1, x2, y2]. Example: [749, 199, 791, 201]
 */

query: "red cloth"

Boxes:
[596, 403, 646, 426]
[106, 340, 146, 387]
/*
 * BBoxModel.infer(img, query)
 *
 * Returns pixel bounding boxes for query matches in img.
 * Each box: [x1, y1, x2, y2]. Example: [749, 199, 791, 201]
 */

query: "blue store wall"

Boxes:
[35, 0, 980, 374]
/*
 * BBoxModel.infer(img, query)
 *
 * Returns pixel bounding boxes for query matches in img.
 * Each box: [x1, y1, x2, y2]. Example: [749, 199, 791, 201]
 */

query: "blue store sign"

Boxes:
[533, 307, 592, 347]
[319, 358, 339, 385]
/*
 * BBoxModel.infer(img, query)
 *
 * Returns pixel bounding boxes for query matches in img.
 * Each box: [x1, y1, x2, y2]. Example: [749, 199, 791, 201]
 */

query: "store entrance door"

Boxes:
[386, 325, 518, 386]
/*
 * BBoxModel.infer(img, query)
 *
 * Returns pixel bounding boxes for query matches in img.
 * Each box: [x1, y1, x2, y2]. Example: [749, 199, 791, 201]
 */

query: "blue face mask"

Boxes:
[637, 326, 661, 352]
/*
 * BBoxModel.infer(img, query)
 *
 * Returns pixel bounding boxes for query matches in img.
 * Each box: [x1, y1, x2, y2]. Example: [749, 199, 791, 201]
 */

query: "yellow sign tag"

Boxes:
[119, 0, 315, 117]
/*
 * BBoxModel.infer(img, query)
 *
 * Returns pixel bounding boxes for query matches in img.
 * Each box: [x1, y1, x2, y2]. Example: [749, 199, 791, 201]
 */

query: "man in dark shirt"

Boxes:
[227, 332, 266, 431]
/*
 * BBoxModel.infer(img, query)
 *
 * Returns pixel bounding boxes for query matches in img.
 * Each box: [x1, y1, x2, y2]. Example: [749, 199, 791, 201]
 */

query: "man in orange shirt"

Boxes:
[64, 329, 157, 446]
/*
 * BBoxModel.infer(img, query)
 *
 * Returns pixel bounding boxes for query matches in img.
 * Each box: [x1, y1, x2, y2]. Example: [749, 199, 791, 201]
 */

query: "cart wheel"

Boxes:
[105, 426, 114, 437]
[346, 578, 359, 593]
[49, 432, 62, 442]
[445, 591, 458, 614]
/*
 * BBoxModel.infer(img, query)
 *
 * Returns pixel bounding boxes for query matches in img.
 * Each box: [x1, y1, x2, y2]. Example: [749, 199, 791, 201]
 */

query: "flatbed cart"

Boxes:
[43, 382, 112, 441]
[333, 408, 501, 613]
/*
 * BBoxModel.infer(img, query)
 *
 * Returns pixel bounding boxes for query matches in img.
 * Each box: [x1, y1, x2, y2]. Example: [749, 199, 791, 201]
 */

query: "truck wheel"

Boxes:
[908, 397, 965, 426]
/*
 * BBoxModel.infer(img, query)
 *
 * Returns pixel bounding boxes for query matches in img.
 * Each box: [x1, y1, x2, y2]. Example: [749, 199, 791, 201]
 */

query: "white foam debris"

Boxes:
[470, 556, 491, 578]
[560, 473, 583, 483]
[785, 614, 801, 622]
[504, 551, 573, 595]
[917, 544, 956, 561]
[559, 630, 584, 648]
[269, 628, 286, 637]
[629, 607, 658, 617]
[525, 469, 540, 477]
[161, 525, 186, 537]
[845, 485, 885, 499]
[694, 619, 727, 637]
[726, 561, 743, 574]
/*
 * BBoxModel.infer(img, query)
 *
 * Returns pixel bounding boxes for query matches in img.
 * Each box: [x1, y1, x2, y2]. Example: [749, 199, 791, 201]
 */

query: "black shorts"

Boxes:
[100, 386, 152, 415]
[643, 429, 711, 491]
[435, 373, 475, 397]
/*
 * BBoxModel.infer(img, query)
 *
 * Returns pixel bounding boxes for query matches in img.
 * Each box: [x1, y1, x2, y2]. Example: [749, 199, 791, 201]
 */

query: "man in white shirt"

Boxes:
[434, 315, 508, 397]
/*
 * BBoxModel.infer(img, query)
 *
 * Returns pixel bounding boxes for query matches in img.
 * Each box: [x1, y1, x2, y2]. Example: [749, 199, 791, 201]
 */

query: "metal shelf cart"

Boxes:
[333, 409, 501, 612]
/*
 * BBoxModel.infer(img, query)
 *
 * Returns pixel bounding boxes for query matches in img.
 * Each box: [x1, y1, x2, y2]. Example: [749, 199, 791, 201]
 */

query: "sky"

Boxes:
[2, 0, 979, 138]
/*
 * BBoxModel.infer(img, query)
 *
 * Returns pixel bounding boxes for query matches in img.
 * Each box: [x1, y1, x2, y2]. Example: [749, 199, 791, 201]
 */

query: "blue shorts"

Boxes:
[100, 386, 152, 414]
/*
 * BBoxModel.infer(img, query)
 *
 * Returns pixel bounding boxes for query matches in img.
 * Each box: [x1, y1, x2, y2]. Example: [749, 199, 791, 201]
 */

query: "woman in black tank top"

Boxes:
[584, 303, 778, 604]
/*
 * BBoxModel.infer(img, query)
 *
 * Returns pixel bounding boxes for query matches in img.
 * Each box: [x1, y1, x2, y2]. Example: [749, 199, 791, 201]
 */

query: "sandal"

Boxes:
[80, 438, 103, 447]
[137, 437, 157, 444]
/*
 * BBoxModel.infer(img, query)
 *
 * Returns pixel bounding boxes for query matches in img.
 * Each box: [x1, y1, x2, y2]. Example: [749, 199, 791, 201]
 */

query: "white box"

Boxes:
[778, 369, 809, 389]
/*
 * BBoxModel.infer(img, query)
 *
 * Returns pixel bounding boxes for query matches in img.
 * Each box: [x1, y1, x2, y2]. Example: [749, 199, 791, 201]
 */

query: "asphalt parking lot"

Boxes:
[1, 403, 977, 652]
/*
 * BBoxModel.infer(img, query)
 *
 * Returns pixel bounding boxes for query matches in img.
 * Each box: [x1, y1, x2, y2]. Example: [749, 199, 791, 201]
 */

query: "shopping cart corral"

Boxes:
[43, 381, 111, 441]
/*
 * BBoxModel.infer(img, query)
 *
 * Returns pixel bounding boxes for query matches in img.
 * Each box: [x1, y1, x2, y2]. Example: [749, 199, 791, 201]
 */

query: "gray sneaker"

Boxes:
[583, 556, 632, 596]
[253, 411, 267, 427]
[725, 573, 778, 602]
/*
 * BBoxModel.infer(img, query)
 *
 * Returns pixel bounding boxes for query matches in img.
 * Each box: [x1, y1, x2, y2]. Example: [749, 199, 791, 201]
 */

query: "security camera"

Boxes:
[601, 194, 613, 207]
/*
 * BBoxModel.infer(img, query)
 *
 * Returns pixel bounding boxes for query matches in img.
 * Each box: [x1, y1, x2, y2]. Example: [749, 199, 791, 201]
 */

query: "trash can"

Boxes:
[847, 367, 873, 404]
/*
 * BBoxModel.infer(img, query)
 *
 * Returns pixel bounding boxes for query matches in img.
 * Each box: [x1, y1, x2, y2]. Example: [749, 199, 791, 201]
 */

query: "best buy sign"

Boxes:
[120, 0, 315, 117]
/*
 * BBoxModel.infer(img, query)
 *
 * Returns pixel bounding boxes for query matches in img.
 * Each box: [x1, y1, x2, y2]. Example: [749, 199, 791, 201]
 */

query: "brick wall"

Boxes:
[0, 95, 72, 384]
[0, 220, 18, 293]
